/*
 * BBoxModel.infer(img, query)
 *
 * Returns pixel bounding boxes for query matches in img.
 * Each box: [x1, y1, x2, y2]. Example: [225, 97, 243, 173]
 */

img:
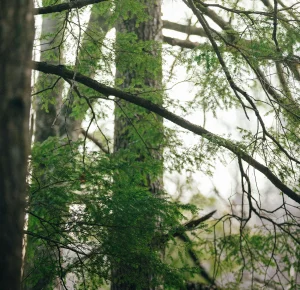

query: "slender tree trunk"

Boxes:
[34, 13, 65, 143]
[112, 1, 164, 289]
[22, 9, 66, 290]
[0, 0, 34, 289]
[59, 4, 110, 141]
[23, 4, 110, 289]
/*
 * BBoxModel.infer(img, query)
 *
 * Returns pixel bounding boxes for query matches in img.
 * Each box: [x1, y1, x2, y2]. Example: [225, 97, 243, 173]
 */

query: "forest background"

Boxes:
[0, 0, 300, 289]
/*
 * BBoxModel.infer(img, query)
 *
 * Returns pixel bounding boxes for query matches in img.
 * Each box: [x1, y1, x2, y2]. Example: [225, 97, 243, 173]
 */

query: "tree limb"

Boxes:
[81, 128, 109, 154]
[183, 210, 216, 230]
[163, 20, 206, 37]
[178, 233, 216, 286]
[163, 36, 199, 49]
[34, 0, 107, 15]
[32, 61, 300, 204]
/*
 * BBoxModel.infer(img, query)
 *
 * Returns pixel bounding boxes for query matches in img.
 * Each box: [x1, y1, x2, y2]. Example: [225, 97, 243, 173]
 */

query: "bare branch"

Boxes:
[163, 20, 206, 37]
[177, 233, 216, 286]
[163, 36, 199, 49]
[80, 128, 109, 154]
[183, 210, 217, 230]
[34, 0, 107, 15]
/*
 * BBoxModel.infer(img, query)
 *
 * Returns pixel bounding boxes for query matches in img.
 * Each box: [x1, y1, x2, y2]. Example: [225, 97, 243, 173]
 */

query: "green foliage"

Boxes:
[28, 0, 300, 289]
[110, 0, 149, 26]
[26, 137, 198, 289]
[207, 228, 300, 289]
[115, 32, 162, 96]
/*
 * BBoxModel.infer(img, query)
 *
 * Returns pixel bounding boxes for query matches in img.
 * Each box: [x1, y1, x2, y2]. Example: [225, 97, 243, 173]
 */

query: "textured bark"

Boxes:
[111, 1, 163, 289]
[114, 0, 163, 188]
[0, 0, 34, 288]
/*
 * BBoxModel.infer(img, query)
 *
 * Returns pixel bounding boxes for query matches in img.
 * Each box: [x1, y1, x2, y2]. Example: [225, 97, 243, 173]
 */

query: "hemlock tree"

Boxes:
[111, 0, 164, 288]
[23, 0, 300, 289]
[0, 0, 34, 288]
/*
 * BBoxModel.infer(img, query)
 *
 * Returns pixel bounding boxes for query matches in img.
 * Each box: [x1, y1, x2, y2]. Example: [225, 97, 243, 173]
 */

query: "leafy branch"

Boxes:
[33, 61, 300, 204]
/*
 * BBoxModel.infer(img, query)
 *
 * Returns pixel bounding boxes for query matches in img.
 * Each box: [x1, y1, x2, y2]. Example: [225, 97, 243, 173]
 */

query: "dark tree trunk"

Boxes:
[112, 1, 163, 289]
[0, 0, 34, 288]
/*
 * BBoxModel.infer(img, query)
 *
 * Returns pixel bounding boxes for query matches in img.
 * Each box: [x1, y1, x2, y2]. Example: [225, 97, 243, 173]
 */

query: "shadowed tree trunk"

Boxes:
[0, 0, 34, 288]
[111, 1, 164, 289]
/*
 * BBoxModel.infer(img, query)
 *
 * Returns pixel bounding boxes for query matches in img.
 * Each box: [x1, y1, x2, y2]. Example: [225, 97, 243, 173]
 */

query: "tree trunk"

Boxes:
[111, 1, 163, 289]
[22, 9, 65, 290]
[0, 0, 34, 288]
[58, 4, 110, 141]
[23, 4, 110, 289]
[34, 11, 65, 143]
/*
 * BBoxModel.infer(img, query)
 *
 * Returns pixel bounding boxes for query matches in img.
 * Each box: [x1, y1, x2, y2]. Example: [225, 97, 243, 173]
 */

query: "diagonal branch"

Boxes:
[81, 128, 109, 154]
[32, 61, 300, 205]
[163, 36, 199, 49]
[34, 0, 107, 15]
[178, 233, 216, 286]
[182, 210, 217, 230]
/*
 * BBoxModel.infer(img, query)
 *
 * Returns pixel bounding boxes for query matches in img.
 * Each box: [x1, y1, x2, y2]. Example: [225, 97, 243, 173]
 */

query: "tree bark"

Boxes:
[111, 1, 164, 289]
[0, 0, 34, 288]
